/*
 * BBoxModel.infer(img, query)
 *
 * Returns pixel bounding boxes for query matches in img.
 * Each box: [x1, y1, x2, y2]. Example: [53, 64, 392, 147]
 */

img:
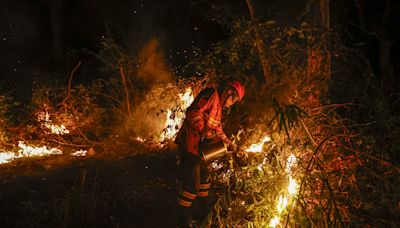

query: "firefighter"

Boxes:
[175, 79, 245, 227]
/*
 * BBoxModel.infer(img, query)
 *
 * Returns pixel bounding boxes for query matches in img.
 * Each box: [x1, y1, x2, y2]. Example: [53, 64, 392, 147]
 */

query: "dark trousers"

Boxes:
[177, 148, 211, 208]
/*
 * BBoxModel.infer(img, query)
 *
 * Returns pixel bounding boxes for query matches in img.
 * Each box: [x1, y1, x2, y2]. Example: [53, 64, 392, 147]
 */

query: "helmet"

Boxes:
[227, 80, 245, 101]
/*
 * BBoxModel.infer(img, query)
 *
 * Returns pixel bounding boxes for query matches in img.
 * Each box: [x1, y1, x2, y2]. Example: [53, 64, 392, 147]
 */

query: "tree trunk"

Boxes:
[320, 0, 331, 79]
[379, 40, 394, 90]
[47, 0, 65, 62]
[377, 0, 395, 92]
[246, 0, 270, 82]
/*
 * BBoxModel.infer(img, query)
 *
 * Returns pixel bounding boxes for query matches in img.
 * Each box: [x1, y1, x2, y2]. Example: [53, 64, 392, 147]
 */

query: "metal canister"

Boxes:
[200, 139, 227, 163]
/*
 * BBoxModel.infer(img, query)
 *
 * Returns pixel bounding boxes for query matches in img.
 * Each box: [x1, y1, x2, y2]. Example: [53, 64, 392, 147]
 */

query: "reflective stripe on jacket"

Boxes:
[175, 88, 230, 156]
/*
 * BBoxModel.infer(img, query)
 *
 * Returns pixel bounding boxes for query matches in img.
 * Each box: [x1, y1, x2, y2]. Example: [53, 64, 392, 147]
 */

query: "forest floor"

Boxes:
[1, 140, 399, 227]
[0, 143, 199, 228]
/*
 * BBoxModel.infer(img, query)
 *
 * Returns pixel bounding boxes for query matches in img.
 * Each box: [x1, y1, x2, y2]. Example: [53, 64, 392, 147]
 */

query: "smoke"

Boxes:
[137, 38, 173, 85]
[123, 38, 182, 142]
[126, 83, 182, 141]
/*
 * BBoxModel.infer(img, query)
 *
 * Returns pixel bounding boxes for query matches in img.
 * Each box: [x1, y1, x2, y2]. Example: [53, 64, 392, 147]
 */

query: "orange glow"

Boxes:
[0, 141, 63, 164]
[269, 216, 280, 227]
[71, 149, 87, 157]
[277, 195, 288, 213]
[135, 136, 146, 142]
[18, 141, 62, 157]
[268, 153, 299, 226]
[245, 134, 299, 226]
[0, 152, 15, 164]
[245, 136, 271, 153]
[37, 111, 70, 135]
[288, 176, 299, 196]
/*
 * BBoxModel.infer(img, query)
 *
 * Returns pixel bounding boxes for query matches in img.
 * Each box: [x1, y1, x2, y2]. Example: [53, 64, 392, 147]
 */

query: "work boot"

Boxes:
[194, 197, 212, 223]
[177, 205, 198, 228]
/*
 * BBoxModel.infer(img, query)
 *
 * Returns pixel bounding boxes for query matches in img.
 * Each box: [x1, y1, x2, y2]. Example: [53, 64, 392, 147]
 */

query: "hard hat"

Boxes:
[227, 80, 245, 101]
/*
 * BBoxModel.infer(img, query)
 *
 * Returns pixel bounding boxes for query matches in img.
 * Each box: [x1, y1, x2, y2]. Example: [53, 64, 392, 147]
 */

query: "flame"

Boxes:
[245, 136, 271, 153]
[286, 154, 298, 195]
[161, 109, 175, 140]
[18, 141, 62, 157]
[285, 153, 297, 173]
[288, 176, 298, 196]
[135, 136, 146, 142]
[268, 153, 299, 227]
[160, 87, 194, 141]
[71, 149, 87, 157]
[43, 122, 69, 135]
[244, 134, 299, 226]
[0, 152, 15, 164]
[277, 195, 288, 213]
[269, 216, 280, 227]
[179, 87, 195, 104]
[0, 141, 63, 164]
[37, 111, 70, 135]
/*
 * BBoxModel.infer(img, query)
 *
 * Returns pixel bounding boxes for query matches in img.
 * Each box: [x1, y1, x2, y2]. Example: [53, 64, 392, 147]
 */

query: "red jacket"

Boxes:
[175, 88, 230, 157]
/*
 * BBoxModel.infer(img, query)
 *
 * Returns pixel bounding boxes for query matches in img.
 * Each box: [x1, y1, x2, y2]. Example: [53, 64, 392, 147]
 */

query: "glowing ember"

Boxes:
[37, 111, 70, 135]
[71, 149, 87, 157]
[160, 87, 194, 141]
[136, 136, 146, 142]
[245, 136, 271, 153]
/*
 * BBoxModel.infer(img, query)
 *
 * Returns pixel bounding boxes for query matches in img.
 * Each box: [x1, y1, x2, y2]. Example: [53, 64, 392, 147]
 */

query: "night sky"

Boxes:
[1, 0, 229, 99]
[1, 0, 399, 101]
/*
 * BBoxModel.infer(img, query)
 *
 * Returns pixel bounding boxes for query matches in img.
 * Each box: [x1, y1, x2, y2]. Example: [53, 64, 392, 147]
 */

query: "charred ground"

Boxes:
[0, 147, 182, 228]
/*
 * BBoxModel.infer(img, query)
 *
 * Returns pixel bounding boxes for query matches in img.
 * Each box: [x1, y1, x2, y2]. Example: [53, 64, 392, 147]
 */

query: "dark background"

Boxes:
[0, 2, 399, 227]
[1, 0, 399, 101]
[0, 0, 306, 99]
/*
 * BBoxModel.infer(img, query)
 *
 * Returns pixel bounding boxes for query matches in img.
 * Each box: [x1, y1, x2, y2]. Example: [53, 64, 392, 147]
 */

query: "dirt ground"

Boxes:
[0, 149, 187, 228]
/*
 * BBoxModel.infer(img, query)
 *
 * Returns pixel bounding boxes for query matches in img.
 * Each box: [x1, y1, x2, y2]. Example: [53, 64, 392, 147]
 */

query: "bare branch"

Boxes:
[119, 64, 132, 115]
[61, 61, 81, 106]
